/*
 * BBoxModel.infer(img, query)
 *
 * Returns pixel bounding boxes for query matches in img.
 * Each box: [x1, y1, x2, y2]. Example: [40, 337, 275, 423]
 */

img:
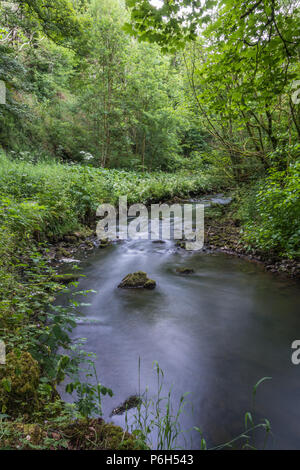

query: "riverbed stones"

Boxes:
[118, 271, 156, 289]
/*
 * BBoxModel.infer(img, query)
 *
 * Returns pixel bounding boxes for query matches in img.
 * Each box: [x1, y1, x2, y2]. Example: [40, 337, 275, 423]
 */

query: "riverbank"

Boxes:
[203, 203, 300, 280]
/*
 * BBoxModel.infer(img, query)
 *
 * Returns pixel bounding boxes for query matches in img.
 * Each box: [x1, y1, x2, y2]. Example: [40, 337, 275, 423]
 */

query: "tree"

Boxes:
[126, 0, 300, 178]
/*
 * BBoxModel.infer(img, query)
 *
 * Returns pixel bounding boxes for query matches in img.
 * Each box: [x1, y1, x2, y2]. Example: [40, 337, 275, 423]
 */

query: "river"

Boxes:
[59, 196, 300, 449]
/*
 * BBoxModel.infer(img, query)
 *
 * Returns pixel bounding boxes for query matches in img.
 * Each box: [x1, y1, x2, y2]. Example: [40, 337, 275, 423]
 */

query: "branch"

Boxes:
[240, 0, 263, 20]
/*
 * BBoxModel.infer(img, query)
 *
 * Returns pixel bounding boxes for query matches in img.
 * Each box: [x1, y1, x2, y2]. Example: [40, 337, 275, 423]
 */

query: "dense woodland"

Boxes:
[0, 0, 299, 254]
[0, 0, 299, 450]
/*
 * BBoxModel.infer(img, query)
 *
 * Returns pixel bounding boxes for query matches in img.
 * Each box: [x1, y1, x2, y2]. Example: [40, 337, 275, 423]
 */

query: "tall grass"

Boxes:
[124, 360, 272, 450]
[125, 360, 189, 450]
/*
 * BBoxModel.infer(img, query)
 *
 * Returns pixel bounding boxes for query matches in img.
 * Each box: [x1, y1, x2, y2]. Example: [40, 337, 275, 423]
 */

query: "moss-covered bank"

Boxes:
[0, 419, 145, 450]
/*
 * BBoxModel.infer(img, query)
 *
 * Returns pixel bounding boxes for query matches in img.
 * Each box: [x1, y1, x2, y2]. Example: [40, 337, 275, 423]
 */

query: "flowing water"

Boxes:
[59, 196, 300, 449]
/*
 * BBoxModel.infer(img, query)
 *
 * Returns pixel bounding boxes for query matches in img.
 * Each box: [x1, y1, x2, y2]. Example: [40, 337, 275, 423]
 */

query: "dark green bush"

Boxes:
[242, 161, 300, 258]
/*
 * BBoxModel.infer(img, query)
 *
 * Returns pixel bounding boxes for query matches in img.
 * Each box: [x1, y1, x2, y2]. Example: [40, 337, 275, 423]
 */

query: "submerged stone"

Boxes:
[176, 267, 195, 274]
[118, 271, 156, 289]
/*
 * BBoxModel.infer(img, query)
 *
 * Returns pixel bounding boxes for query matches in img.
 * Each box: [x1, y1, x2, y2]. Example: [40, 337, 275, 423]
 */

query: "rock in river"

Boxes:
[118, 271, 156, 289]
[176, 267, 195, 274]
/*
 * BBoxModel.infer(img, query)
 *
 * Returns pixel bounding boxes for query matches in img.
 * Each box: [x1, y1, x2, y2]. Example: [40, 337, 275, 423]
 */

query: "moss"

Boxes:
[0, 422, 45, 449]
[53, 273, 80, 283]
[0, 418, 146, 450]
[98, 238, 110, 248]
[98, 422, 142, 450]
[176, 267, 195, 274]
[56, 418, 144, 450]
[56, 247, 71, 257]
[118, 271, 156, 289]
[16, 423, 44, 446]
[144, 279, 156, 289]
[0, 351, 40, 417]
[73, 228, 94, 239]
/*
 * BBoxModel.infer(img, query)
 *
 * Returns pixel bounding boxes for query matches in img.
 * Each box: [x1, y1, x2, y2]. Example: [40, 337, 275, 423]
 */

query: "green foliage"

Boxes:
[127, 0, 300, 179]
[0, 0, 290, 450]
[0, 153, 224, 228]
[65, 355, 113, 418]
[242, 161, 300, 257]
[4, 0, 87, 50]
[124, 0, 201, 52]
[0, 0, 207, 171]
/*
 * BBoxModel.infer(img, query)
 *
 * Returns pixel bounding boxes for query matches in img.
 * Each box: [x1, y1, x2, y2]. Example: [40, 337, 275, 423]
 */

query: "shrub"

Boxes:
[242, 161, 300, 258]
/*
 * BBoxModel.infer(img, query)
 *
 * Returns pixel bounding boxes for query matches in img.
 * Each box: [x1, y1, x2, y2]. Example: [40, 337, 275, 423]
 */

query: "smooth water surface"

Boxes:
[60, 199, 300, 449]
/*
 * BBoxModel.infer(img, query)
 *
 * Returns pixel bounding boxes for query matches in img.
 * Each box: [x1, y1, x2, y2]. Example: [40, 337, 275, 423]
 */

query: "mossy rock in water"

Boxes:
[175, 240, 186, 249]
[118, 271, 156, 289]
[98, 238, 111, 248]
[176, 267, 195, 275]
[0, 351, 40, 417]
